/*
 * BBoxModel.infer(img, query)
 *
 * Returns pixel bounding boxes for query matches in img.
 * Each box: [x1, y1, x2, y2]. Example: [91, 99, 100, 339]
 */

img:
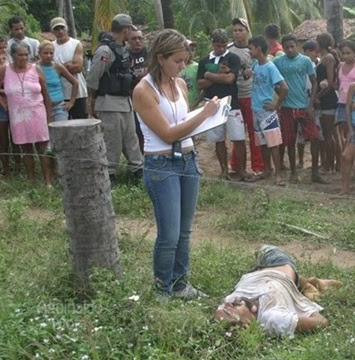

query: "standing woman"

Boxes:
[133, 29, 219, 298]
[339, 82, 355, 195]
[0, 36, 9, 178]
[0, 41, 52, 186]
[316, 33, 339, 172]
[335, 41, 355, 166]
[38, 40, 78, 121]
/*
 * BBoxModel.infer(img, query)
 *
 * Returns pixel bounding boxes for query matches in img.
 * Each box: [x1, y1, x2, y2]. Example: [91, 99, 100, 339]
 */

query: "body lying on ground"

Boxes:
[214, 245, 342, 337]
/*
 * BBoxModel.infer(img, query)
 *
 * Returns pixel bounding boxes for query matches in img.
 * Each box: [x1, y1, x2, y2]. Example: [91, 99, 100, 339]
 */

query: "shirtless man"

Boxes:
[214, 245, 335, 337]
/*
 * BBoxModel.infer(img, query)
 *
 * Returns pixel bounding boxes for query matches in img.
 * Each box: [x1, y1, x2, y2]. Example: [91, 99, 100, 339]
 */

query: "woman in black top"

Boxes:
[316, 33, 339, 172]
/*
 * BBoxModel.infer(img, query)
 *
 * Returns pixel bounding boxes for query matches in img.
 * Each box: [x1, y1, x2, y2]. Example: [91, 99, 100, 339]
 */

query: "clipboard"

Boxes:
[181, 96, 231, 140]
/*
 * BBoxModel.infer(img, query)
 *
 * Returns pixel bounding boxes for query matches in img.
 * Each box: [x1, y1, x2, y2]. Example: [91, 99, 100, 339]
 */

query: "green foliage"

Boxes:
[92, 0, 125, 50]
[27, 0, 57, 32]
[0, 173, 354, 359]
[111, 182, 152, 217]
[199, 181, 355, 251]
[27, 0, 95, 35]
[0, 0, 41, 37]
[344, 6, 355, 18]
[73, 0, 95, 36]
[192, 31, 211, 61]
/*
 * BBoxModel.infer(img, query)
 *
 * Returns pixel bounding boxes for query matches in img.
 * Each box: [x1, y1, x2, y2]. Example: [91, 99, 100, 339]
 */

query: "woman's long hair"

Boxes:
[316, 32, 340, 66]
[148, 29, 188, 93]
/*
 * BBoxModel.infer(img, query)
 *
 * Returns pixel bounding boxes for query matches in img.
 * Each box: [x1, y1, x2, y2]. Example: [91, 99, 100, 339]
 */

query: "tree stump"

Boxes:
[49, 119, 119, 289]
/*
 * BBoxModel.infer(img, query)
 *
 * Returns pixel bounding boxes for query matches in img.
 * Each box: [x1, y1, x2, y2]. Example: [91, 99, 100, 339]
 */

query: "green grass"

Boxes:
[0, 177, 354, 359]
[199, 182, 355, 250]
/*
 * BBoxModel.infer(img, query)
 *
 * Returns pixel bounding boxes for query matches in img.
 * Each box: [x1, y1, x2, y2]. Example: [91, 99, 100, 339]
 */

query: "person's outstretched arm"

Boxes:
[295, 312, 329, 333]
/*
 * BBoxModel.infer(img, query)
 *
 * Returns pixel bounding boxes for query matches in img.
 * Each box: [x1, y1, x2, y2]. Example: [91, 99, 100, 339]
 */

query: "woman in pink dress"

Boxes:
[0, 41, 52, 185]
[0, 36, 9, 178]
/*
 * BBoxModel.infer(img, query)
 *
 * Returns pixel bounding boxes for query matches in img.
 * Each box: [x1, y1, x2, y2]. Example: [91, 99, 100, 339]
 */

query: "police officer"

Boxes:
[87, 14, 143, 185]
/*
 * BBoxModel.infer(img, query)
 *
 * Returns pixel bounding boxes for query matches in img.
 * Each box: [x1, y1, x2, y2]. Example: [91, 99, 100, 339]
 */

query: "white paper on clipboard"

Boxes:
[181, 96, 231, 140]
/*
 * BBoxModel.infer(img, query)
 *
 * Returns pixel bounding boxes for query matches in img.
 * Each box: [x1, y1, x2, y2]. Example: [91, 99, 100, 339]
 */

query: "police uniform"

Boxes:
[87, 35, 143, 175]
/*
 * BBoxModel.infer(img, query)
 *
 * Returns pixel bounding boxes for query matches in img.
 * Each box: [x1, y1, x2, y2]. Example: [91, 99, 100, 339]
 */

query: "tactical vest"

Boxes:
[97, 34, 133, 96]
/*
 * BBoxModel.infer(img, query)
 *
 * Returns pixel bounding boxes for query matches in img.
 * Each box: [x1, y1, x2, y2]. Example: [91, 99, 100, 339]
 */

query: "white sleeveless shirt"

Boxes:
[138, 74, 193, 153]
[53, 37, 88, 99]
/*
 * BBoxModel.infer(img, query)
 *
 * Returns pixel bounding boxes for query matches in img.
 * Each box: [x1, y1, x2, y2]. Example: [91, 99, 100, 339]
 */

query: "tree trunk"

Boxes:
[56, 0, 64, 17]
[154, 0, 164, 30]
[64, 0, 77, 38]
[49, 119, 120, 290]
[324, 0, 343, 46]
[161, 0, 175, 29]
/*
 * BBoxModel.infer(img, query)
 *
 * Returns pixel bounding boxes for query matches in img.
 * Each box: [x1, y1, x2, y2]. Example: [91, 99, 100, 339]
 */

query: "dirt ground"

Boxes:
[117, 214, 355, 269]
[194, 135, 355, 198]
[117, 136, 355, 269]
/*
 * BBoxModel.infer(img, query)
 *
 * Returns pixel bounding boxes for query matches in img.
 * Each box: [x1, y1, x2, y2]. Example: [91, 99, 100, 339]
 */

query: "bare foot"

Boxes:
[275, 176, 286, 186]
[280, 163, 289, 171]
[220, 169, 230, 180]
[254, 170, 270, 180]
[235, 170, 256, 182]
[289, 173, 301, 183]
[312, 174, 328, 184]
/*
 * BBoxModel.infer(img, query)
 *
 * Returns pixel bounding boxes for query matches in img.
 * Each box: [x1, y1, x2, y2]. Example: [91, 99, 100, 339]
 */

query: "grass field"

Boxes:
[0, 175, 354, 359]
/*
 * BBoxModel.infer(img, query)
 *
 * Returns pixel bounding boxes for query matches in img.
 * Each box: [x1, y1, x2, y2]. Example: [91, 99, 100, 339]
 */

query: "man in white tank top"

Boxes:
[50, 17, 88, 119]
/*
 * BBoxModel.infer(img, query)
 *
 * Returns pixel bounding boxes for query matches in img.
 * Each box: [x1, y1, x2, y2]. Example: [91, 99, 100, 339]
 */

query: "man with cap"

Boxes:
[50, 17, 88, 119]
[127, 28, 149, 153]
[87, 14, 143, 186]
[7, 15, 40, 62]
[228, 18, 265, 180]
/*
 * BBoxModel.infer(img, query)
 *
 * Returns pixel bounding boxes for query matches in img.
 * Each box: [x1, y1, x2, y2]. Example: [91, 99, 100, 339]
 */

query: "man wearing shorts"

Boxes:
[301, 40, 326, 170]
[274, 34, 325, 183]
[249, 36, 288, 186]
[197, 29, 246, 180]
[228, 18, 265, 179]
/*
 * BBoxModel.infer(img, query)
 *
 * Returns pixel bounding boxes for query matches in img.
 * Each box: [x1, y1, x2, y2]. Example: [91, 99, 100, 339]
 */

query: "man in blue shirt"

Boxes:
[250, 36, 288, 186]
[274, 34, 325, 183]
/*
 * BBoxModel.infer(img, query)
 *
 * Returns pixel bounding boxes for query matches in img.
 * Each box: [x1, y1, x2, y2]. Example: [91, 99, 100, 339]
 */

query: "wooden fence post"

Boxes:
[49, 119, 119, 289]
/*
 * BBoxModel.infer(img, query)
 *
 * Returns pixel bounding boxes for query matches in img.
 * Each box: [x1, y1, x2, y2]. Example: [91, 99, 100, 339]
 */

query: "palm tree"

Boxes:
[183, 0, 228, 35]
[91, 0, 126, 50]
[229, 0, 321, 34]
[183, 0, 321, 36]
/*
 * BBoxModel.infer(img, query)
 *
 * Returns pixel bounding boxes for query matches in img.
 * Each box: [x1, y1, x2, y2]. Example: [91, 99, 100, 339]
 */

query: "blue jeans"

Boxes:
[52, 102, 69, 122]
[254, 245, 300, 287]
[144, 150, 201, 294]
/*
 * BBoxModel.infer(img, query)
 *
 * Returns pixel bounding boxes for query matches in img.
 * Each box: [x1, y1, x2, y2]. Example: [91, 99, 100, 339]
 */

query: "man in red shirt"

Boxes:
[265, 24, 284, 60]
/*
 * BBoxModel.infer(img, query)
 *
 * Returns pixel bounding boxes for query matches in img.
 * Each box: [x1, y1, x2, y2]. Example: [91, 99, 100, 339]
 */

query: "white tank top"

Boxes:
[138, 74, 193, 153]
[53, 37, 88, 99]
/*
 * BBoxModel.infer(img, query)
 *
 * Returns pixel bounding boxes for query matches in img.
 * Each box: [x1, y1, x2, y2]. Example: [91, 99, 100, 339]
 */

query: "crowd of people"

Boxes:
[0, 15, 353, 193]
[0, 12, 350, 337]
[190, 19, 355, 192]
